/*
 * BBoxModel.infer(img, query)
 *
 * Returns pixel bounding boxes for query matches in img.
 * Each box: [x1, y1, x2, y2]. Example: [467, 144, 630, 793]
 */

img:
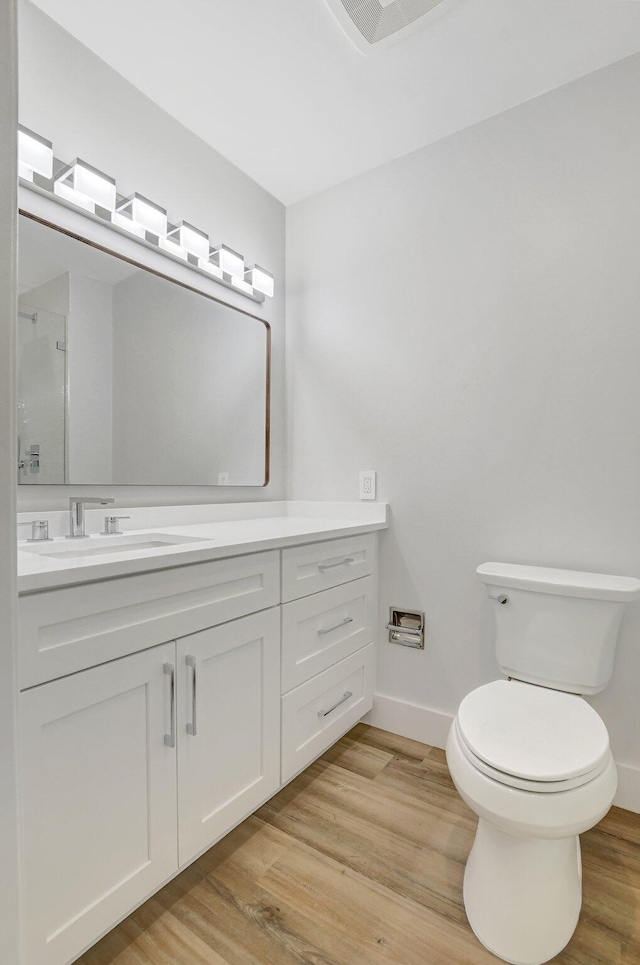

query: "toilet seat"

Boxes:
[456, 679, 610, 792]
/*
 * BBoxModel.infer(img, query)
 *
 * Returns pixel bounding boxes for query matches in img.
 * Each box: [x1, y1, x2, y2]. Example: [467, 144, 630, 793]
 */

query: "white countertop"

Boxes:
[17, 501, 388, 593]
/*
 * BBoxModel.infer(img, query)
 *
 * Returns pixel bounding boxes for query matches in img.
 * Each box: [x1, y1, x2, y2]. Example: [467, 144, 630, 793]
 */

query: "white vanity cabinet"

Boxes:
[20, 644, 179, 965]
[176, 608, 281, 865]
[18, 530, 379, 965]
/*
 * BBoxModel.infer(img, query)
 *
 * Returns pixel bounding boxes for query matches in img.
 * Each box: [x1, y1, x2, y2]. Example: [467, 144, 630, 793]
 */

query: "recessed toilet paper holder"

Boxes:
[386, 607, 425, 649]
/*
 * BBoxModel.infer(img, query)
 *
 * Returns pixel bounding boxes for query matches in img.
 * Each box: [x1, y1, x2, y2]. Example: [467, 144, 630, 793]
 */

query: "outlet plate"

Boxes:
[359, 470, 376, 500]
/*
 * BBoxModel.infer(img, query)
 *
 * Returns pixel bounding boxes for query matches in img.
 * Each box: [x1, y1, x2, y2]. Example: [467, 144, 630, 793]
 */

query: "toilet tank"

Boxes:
[477, 562, 640, 695]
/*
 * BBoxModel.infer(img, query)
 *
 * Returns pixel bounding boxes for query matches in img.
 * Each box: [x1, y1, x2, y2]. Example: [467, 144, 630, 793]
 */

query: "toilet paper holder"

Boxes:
[386, 607, 425, 649]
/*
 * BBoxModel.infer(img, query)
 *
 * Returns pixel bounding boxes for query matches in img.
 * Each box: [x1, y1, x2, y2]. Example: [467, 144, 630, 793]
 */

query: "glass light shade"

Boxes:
[210, 245, 245, 278]
[54, 158, 117, 210]
[111, 211, 146, 238]
[53, 180, 95, 213]
[231, 277, 254, 296]
[117, 193, 167, 237]
[18, 125, 53, 180]
[199, 259, 224, 280]
[159, 235, 188, 260]
[166, 221, 209, 260]
[245, 264, 275, 298]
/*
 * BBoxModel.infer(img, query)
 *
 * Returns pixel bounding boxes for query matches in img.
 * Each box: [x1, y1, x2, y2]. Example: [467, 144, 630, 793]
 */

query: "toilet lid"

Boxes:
[456, 680, 610, 783]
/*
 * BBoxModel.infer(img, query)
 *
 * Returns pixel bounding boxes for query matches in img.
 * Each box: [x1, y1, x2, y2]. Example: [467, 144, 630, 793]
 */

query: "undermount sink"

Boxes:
[19, 533, 209, 560]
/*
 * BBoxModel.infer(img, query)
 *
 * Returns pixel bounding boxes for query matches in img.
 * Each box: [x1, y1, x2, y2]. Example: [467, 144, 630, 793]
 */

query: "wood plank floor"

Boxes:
[77, 724, 640, 965]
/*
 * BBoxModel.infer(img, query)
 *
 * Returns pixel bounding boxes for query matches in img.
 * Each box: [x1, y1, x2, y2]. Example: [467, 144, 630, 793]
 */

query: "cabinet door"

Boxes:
[20, 644, 178, 965]
[177, 608, 280, 866]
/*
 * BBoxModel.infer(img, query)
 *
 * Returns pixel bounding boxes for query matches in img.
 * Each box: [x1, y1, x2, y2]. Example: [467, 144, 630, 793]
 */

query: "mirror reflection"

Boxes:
[17, 214, 269, 486]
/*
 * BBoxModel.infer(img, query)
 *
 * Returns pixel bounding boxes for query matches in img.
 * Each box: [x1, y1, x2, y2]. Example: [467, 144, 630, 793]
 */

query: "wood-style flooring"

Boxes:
[76, 724, 640, 965]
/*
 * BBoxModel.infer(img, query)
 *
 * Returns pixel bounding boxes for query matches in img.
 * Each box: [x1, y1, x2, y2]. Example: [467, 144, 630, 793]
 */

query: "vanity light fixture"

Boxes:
[231, 277, 255, 296]
[54, 158, 117, 212]
[17, 125, 53, 181]
[199, 259, 224, 281]
[244, 265, 275, 298]
[209, 244, 245, 279]
[115, 192, 168, 238]
[166, 221, 210, 260]
[17, 126, 275, 299]
[159, 232, 188, 260]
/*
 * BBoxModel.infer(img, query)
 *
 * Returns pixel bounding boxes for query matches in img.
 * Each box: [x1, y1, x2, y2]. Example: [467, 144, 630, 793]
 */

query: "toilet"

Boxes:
[446, 562, 640, 965]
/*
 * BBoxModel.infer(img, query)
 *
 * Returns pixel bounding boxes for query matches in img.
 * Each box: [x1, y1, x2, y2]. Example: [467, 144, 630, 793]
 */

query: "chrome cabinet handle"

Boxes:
[318, 557, 355, 572]
[163, 663, 176, 748]
[318, 691, 353, 718]
[318, 617, 354, 636]
[186, 655, 198, 736]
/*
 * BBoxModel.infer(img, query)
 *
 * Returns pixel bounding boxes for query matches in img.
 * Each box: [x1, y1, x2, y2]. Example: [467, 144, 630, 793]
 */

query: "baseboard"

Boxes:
[615, 762, 640, 813]
[363, 693, 454, 750]
[363, 693, 640, 815]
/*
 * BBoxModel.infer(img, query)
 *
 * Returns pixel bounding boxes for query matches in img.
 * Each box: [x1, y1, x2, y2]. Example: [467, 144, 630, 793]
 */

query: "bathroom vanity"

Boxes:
[17, 502, 385, 965]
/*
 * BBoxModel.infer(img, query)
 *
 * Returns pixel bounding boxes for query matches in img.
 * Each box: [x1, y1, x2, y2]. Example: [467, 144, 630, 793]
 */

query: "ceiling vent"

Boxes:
[326, 0, 450, 53]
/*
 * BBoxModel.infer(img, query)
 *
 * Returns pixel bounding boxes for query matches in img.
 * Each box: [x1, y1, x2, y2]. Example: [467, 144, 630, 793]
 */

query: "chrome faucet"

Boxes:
[67, 496, 115, 539]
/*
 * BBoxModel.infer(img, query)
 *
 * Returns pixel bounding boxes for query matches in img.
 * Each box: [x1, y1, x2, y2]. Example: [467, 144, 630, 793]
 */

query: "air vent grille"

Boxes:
[340, 0, 446, 45]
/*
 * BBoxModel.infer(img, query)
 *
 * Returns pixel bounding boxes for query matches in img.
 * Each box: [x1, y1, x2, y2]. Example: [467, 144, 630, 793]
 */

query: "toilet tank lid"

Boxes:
[477, 562, 640, 601]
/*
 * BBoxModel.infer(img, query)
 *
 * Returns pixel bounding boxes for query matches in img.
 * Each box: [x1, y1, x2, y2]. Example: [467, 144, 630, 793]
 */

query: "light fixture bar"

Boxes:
[17, 127, 274, 298]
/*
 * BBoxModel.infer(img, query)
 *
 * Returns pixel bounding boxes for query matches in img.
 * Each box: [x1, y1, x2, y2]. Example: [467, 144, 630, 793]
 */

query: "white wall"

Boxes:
[287, 54, 640, 802]
[18, 0, 285, 508]
[0, 0, 21, 959]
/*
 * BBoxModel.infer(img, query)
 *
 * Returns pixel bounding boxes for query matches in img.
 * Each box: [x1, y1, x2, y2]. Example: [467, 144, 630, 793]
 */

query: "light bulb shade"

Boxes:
[18, 125, 53, 180]
[54, 158, 117, 211]
[210, 244, 245, 278]
[116, 193, 167, 237]
[245, 264, 275, 297]
[231, 277, 255, 296]
[111, 211, 146, 238]
[166, 221, 209, 259]
[199, 258, 224, 280]
[159, 234, 188, 260]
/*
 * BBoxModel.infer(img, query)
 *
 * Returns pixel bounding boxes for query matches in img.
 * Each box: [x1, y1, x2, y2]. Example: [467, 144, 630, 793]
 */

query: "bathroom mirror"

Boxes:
[16, 212, 270, 486]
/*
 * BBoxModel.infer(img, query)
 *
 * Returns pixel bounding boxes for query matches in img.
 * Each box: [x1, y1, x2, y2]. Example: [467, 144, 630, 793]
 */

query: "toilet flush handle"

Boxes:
[488, 593, 509, 605]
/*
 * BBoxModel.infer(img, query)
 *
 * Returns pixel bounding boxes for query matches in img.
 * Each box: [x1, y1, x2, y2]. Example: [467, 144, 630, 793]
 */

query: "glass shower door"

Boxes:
[17, 303, 67, 484]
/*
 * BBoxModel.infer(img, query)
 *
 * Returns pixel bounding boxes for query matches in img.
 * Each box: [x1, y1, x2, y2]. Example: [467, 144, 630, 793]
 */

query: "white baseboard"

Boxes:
[363, 693, 453, 750]
[363, 693, 640, 815]
[615, 762, 640, 814]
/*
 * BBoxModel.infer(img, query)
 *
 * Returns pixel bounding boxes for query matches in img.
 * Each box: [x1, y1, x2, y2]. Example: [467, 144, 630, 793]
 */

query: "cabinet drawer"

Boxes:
[281, 576, 375, 693]
[281, 534, 376, 602]
[281, 642, 375, 784]
[19, 550, 280, 689]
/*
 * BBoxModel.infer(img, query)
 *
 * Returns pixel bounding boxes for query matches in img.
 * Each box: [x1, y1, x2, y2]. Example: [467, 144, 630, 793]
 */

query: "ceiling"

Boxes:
[28, 0, 640, 205]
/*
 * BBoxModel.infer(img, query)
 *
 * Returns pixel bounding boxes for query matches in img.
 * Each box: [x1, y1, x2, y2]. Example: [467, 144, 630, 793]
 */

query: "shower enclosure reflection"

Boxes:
[17, 214, 270, 486]
[17, 303, 67, 484]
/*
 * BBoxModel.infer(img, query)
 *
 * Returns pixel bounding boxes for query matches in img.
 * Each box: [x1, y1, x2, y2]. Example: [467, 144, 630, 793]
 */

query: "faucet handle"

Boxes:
[18, 519, 52, 542]
[102, 515, 130, 535]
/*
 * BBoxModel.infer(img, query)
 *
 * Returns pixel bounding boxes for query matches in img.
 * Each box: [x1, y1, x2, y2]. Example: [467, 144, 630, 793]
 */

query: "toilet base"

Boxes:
[463, 818, 582, 965]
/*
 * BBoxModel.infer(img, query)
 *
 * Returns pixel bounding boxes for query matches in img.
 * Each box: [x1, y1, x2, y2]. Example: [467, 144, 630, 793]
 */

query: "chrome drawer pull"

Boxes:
[186, 655, 198, 736]
[318, 557, 355, 572]
[318, 691, 353, 718]
[163, 663, 176, 748]
[318, 616, 354, 636]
